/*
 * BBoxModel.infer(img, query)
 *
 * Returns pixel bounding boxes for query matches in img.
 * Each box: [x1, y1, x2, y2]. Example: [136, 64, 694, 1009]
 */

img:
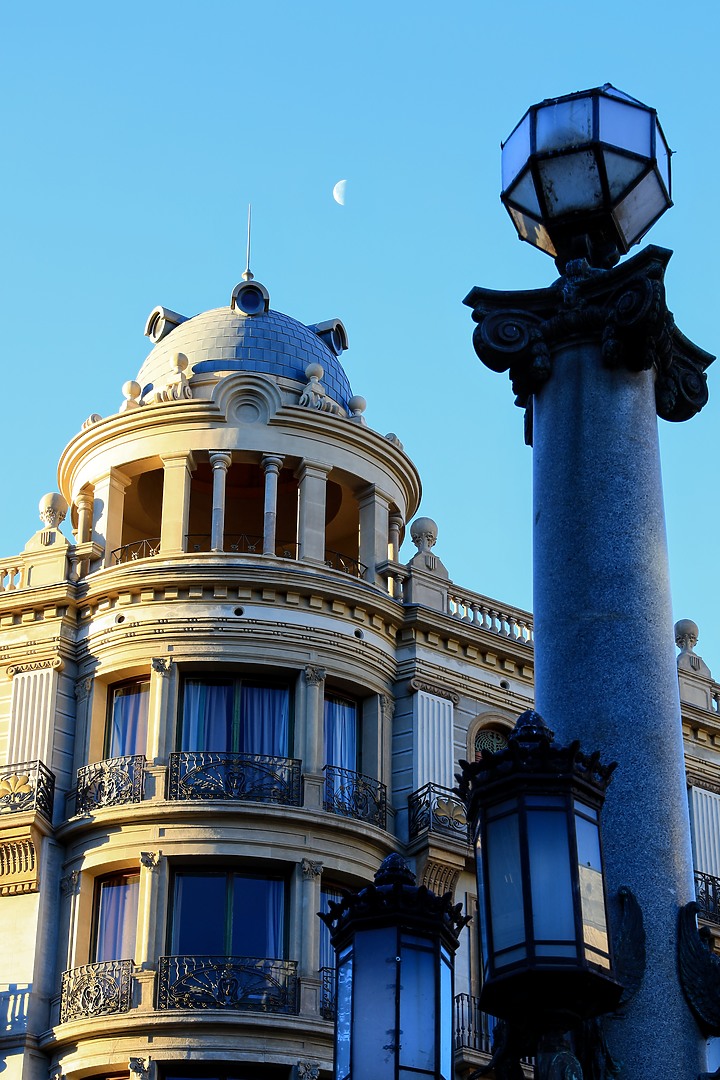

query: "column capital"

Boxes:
[261, 454, 284, 473]
[464, 245, 714, 437]
[161, 449, 196, 471]
[209, 450, 233, 472]
[304, 665, 326, 687]
[75, 491, 94, 512]
[294, 459, 333, 482]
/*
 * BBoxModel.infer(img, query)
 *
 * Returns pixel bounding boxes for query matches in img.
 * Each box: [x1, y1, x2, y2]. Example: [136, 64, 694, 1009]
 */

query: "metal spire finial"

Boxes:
[242, 204, 254, 281]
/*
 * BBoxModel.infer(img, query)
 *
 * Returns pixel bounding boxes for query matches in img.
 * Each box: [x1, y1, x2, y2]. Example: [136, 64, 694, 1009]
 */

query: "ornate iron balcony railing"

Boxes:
[319, 965, 335, 1020]
[323, 765, 387, 829]
[323, 549, 367, 579]
[76, 755, 145, 814]
[157, 955, 298, 1014]
[408, 783, 470, 843]
[695, 870, 720, 925]
[60, 959, 133, 1023]
[167, 752, 302, 806]
[111, 538, 161, 564]
[0, 760, 54, 822]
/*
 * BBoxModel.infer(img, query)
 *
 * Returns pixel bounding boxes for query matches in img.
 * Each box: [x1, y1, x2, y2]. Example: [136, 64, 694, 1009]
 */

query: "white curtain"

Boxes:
[107, 681, 150, 758]
[94, 873, 139, 962]
[323, 697, 358, 771]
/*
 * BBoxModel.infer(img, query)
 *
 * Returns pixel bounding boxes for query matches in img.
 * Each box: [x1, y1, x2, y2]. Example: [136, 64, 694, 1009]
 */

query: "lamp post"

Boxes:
[319, 853, 468, 1080]
[464, 86, 715, 1077]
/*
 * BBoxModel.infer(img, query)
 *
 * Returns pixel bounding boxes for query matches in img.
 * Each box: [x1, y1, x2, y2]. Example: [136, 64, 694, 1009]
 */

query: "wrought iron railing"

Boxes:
[695, 870, 720, 925]
[319, 965, 335, 1019]
[167, 752, 302, 806]
[324, 549, 367, 579]
[454, 993, 493, 1054]
[111, 538, 161, 564]
[76, 755, 145, 814]
[408, 783, 469, 843]
[157, 955, 298, 1013]
[0, 760, 55, 822]
[323, 765, 387, 828]
[60, 959, 133, 1023]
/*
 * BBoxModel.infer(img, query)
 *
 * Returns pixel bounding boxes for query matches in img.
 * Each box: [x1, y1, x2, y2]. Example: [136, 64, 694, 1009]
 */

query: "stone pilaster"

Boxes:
[208, 451, 232, 551]
[302, 665, 326, 808]
[160, 451, 195, 553]
[261, 454, 284, 555]
[357, 484, 391, 586]
[92, 467, 131, 568]
[295, 461, 331, 564]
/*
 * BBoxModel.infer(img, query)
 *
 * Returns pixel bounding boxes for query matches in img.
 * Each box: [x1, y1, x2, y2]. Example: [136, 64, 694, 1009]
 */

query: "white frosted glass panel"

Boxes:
[536, 98, 592, 152]
[614, 170, 668, 245]
[538, 152, 603, 216]
[508, 169, 542, 215]
[399, 945, 434, 1072]
[487, 814, 525, 956]
[502, 112, 531, 189]
[603, 150, 646, 200]
[600, 98, 651, 156]
[353, 928, 397, 1080]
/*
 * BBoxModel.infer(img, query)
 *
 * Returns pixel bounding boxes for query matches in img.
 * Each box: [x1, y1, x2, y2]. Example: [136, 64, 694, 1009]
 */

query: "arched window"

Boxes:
[474, 727, 509, 761]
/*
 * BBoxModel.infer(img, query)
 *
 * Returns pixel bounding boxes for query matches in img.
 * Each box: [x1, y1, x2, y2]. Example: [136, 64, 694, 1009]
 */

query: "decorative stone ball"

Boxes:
[305, 362, 324, 381]
[38, 491, 69, 528]
[171, 352, 189, 373]
[348, 395, 366, 415]
[122, 380, 142, 401]
[675, 619, 699, 648]
[410, 516, 438, 550]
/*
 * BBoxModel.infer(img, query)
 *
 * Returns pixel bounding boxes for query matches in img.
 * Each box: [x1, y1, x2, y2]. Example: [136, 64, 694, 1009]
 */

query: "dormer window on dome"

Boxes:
[231, 279, 270, 316]
[308, 319, 348, 357]
[144, 306, 189, 344]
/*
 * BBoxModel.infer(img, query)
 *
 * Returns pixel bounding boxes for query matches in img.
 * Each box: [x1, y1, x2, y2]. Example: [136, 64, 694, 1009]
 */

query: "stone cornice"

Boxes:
[399, 603, 535, 674]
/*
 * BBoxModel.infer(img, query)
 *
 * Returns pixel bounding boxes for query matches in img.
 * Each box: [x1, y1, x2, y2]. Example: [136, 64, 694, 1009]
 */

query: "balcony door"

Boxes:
[92, 871, 140, 962]
[105, 680, 150, 759]
[180, 679, 290, 757]
[170, 870, 285, 958]
[323, 695, 358, 772]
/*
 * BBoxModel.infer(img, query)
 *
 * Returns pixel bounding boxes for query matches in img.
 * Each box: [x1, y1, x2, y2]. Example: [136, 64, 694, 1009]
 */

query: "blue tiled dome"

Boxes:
[137, 305, 353, 410]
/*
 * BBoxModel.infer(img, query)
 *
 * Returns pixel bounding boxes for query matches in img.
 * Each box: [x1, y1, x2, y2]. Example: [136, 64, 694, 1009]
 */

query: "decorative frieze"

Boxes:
[0, 829, 39, 895]
[408, 677, 459, 705]
[7, 656, 63, 677]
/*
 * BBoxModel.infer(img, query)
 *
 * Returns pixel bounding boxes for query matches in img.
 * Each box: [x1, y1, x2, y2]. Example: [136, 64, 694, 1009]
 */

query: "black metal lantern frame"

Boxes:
[319, 854, 469, 1080]
[501, 84, 672, 270]
[457, 710, 622, 1032]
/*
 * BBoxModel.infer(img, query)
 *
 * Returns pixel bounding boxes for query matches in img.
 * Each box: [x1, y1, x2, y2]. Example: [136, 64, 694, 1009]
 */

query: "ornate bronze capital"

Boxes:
[464, 246, 714, 438]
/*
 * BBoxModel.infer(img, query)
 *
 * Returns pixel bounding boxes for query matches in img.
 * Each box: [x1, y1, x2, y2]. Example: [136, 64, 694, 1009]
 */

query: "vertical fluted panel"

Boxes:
[414, 691, 453, 790]
[689, 786, 720, 877]
[9, 669, 57, 765]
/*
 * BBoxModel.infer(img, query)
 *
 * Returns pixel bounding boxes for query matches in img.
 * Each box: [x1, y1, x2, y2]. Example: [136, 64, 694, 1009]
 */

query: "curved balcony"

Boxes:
[0, 760, 55, 822]
[59, 959, 133, 1024]
[111, 538, 161, 564]
[323, 765, 386, 828]
[408, 783, 469, 843]
[157, 955, 298, 1014]
[75, 755, 145, 814]
[167, 751, 303, 806]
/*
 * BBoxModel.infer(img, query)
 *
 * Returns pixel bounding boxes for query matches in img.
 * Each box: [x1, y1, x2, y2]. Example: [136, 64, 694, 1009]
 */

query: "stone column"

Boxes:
[357, 485, 391, 586]
[295, 857, 324, 1016]
[466, 247, 714, 1077]
[208, 451, 232, 551]
[388, 512, 403, 562]
[261, 455, 284, 555]
[92, 467, 131, 568]
[76, 492, 93, 544]
[295, 461, 331, 564]
[160, 451, 195, 553]
[302, 665, 326, 808]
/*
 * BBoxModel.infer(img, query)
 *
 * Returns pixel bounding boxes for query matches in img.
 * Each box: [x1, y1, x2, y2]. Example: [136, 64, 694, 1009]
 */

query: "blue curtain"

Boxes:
[182, 681, 234, 751]
[94, 873, 140, 962]
[107, 682, 150, 758]
[323, 697, 358, 772]
[240, 685, 289, 757]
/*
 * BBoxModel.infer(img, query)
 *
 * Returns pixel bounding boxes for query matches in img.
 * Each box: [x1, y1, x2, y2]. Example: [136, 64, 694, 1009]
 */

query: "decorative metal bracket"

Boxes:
[612, 885, 646, 1007]
[678, 900, 720, 1036]
[464, 246, 714, 442]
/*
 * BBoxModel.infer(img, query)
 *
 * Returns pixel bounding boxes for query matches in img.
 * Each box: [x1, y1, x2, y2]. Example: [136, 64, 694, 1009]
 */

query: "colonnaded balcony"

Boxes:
[0, 760, 55, 821]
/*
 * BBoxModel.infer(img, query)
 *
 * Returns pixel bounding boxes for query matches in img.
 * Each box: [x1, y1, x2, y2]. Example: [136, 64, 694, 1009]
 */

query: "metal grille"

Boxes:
[695, 870, 720, 925]
[60, 960, 133, 1023]
[0, 760, 55, 822]
[167, 752, 302, 806]
[157, 955, 298, 1014]
[111, 538, 161, 564]
[323, 766, 387, 828]
[319, 965, 335, 1019]
[474, 728, 509, 759]
[408, 783, 469, 842]
[76, 755, 145, 813]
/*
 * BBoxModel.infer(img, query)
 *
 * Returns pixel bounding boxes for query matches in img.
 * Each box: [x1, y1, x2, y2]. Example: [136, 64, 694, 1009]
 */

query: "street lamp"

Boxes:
[458, 710, 622, 1036]
[501, 83, 672, 269]
[319, 853, 468, 1080]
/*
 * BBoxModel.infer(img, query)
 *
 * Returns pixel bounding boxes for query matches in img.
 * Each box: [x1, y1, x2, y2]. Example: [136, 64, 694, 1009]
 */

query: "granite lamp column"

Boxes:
[464, 85, 715, 1077]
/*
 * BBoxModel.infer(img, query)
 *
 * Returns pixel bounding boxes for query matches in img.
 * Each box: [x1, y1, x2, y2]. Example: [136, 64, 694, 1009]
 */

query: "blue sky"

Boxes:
[2, 1, 719, 672]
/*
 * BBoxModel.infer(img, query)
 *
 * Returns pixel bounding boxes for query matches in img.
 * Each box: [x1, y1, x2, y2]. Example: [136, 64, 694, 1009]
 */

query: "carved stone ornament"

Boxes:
[296, 1064, 320, 1080]
[381, 694, 396, 723]
[48, 1067, 63, 1080]
[75, 676, 93, 701]
[464, 246, 714, 440]
[60, 870, 81, 897]
[304, 665, 326, 686]
[301, 858, 323, 879]
[7, 657, 63, 678]
[408, 677, 460, 705]
[151, 657, 170, 676]
[140, 851, 160, 869]
[129, 1057, 150, 1079]
[678, 900, 720, 1036]
[150, 352, 192, 403]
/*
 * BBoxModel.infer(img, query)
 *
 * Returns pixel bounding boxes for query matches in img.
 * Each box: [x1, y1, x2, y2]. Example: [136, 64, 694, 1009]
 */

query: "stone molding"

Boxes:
[0, 827, 39, 895]
[7, 657, 63, 678]
[686, 773, 720, 798]
[407, 676, 459, 705]
[381, 694, 395, 722]
[464, 245, 714, 437]
[418, 859, 461, 899]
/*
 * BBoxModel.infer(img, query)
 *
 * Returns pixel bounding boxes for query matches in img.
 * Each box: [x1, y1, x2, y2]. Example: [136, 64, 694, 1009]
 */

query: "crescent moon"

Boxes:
[332, 179, 347, 206]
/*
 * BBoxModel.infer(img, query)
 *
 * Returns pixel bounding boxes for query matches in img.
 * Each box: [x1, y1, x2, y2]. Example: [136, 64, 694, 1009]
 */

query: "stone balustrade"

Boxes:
[447, 587, 534, 645]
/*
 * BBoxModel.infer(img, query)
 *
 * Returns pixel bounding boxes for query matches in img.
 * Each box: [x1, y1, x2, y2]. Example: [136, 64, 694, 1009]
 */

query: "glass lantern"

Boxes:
[320, 853, 468, 1080]
[500, 84, 672, 268]
[458, 710, 623, 1029]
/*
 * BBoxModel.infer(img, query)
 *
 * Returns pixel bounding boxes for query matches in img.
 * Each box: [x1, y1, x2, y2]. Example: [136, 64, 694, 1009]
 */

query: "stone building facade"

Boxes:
[0, 275, 717, 1080]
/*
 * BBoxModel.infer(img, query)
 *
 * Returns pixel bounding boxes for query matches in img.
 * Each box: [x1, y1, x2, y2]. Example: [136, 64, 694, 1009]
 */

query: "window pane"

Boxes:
[94, 873, 139, 962]
[231, 876, 284, 958]
[352, 928, 397, 1080]
[486, 814, 525, 959]
[324, 696, 358, 771]
[181, 681, 234, 751]
[239, 685, 289, 757]
[336, 952, 353, 1080]
[527, 809, 575, 944]
[399, 945, 434, 1072]
[106, 682, 149, 758]
[576, 814, 610, 965]
[320, 886, 344, 971]
[172, 873, 227, 953]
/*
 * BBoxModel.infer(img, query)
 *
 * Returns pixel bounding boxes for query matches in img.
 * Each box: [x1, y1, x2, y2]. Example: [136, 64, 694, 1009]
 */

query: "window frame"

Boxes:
[103, 676, 151, 760]
[90, 868, 141, 964]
